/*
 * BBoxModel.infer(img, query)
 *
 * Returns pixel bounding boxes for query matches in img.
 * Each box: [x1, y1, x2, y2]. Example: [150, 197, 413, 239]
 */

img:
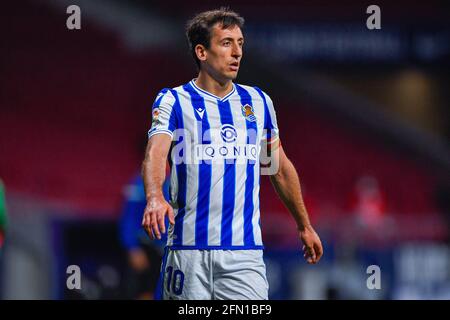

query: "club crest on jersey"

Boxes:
[152, 108, 160, 124]
[241, 104, 257, 122]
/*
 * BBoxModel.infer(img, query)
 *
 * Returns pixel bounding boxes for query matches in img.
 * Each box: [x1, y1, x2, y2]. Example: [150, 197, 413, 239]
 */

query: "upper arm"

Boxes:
[147, 89, 178, 140]
[277, 142, 290, 174]
[261, 137, 288, 177]
[145, 133, 172, 164]
[145, 88, 180, 165]
[260, 89, 280, 143]
[273, 140, 289, 176]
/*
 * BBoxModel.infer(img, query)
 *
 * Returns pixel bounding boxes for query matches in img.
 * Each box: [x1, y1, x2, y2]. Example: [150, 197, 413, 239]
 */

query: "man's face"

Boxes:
[201, 23, 244, 82]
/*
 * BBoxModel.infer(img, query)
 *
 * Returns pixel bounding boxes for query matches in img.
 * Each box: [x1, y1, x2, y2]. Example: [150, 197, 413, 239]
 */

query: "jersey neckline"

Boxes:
[190, 79, 236, 102]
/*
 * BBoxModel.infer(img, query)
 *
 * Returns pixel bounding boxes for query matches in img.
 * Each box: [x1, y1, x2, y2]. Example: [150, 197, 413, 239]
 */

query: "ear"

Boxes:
[195, 44, 207, 63]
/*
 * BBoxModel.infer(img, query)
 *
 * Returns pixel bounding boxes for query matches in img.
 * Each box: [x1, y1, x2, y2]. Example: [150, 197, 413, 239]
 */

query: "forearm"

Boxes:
[269, 159, 311, 230]
[141, 139, 168, 201]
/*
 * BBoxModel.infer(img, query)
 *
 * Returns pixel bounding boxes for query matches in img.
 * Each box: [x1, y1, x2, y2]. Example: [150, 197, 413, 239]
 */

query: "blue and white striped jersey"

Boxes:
[148, 79, 279, 250]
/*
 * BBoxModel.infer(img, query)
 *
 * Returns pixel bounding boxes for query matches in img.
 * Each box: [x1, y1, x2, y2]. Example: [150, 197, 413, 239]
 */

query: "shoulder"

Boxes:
[156, 84, 192, 100]
[153, 88, 173, 102]
[154, 87, 177, 99]
[153, 84, 186, 107]
[234, 83, 272, 102]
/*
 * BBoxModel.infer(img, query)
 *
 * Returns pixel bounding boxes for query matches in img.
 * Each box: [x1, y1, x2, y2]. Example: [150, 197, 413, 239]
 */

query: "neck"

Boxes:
[194, 70, 233, 98]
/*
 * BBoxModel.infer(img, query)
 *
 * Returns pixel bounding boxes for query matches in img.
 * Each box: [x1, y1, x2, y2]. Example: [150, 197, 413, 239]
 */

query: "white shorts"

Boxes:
[157, 249, 269, 300]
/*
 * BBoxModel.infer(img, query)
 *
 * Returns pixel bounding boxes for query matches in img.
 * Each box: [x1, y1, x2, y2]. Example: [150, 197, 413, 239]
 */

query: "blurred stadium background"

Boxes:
[0, 0, 449, 299]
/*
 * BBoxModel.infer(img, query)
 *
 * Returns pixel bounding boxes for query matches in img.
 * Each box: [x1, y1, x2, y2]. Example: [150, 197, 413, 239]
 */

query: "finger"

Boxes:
[310, 247, 317, 263]
[167, 205, 175, 225]
[141, 212, 148, 227]
[147, 223, 155, 240]
[315, 243, 323, 261]
[307, 246, 316, 264]
[306, 254, 313, 263]
[304, 248, 312, 263]
[142, 214, 153, 239]
[157, 212, 166, 234]
[144, 222, 154, 240]
[147, 225, 155, 240]
[150, 213, 161, 240]
[146, 221, 155, 240]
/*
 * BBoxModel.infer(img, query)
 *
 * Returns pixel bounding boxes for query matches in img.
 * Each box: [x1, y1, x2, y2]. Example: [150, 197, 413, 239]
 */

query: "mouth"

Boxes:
[229, 62, 239, 71]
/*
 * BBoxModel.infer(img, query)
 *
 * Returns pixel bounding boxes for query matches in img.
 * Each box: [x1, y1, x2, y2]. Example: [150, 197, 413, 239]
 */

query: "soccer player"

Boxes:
[142, 8, 323, 300]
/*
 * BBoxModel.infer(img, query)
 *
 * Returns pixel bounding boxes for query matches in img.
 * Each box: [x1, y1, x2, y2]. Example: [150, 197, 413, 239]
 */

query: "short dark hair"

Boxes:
[186, 8, 245, 69]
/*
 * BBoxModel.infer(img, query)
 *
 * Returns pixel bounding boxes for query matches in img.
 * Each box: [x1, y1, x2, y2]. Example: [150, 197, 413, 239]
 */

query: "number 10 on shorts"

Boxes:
[166, 266, 185, 295]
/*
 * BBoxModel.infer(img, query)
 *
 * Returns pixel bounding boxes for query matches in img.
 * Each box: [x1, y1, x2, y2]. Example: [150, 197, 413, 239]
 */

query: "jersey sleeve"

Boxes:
[260, 91, 280, 144]
[147, 88, 178, 139]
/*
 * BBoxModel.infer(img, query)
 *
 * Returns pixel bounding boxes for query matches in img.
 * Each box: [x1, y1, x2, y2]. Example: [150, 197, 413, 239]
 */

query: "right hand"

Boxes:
[141, 196, 175, 240]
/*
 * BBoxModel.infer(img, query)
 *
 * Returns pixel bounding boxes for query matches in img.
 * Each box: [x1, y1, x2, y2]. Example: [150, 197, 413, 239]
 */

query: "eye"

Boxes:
[223, 41, 231, 46]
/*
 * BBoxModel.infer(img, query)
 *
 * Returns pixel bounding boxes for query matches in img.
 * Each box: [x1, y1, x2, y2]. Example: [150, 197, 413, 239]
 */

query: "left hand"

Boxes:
[299, 225, 323, 264]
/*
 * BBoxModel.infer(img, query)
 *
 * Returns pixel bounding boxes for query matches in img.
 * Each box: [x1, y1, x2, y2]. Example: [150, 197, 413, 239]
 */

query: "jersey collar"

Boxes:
[190, 79, 236, 102]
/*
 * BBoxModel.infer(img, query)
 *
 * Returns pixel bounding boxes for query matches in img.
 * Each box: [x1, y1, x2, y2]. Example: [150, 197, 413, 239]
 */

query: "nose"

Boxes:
[232, 43, 242, 59]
